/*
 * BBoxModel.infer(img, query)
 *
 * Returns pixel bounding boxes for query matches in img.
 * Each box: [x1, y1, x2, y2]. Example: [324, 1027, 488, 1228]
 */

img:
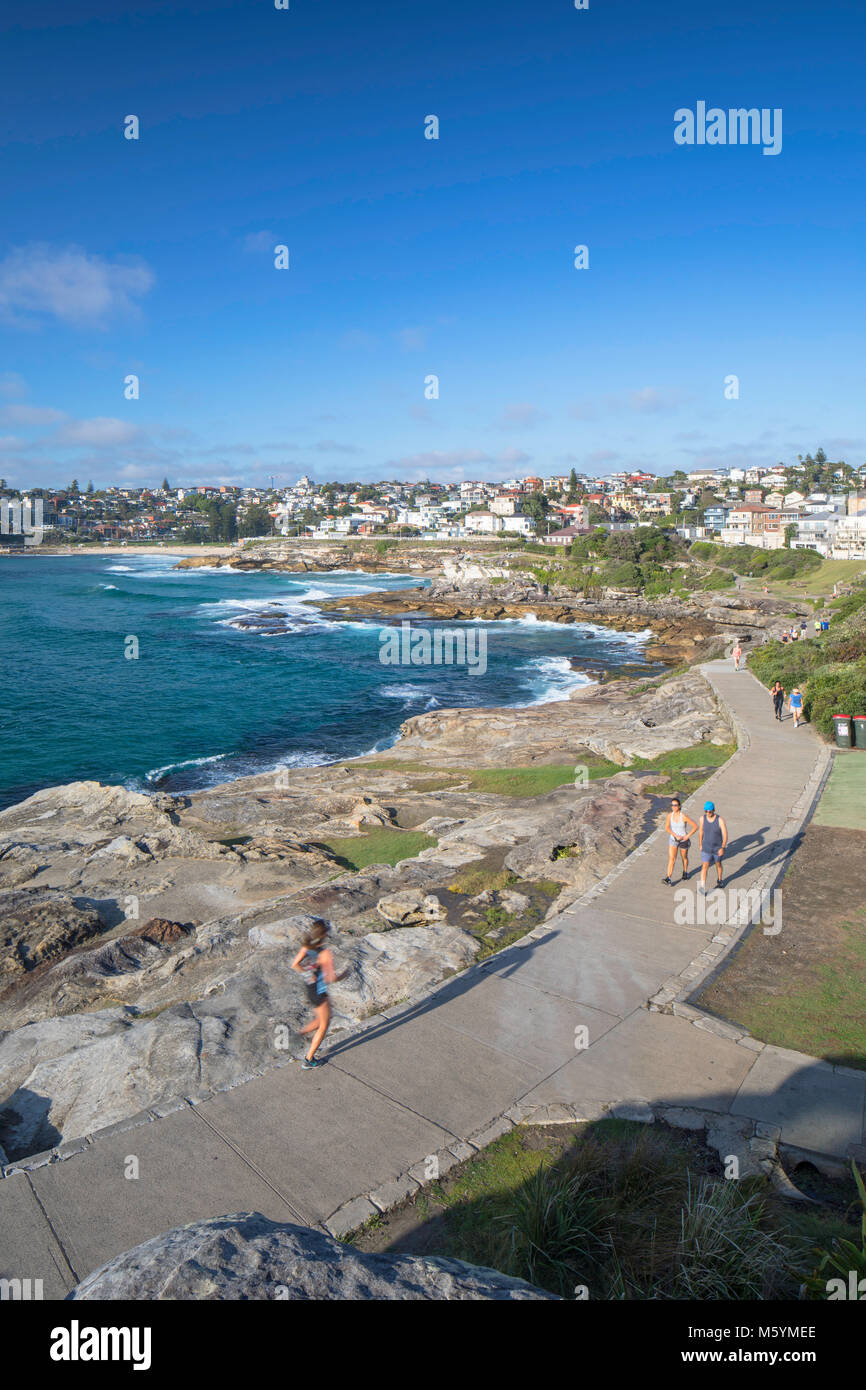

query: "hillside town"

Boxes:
[3, 448, 866, 557]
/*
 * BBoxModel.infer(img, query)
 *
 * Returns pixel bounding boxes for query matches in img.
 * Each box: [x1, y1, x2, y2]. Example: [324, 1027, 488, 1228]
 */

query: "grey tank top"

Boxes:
[703, 815, 723, 851]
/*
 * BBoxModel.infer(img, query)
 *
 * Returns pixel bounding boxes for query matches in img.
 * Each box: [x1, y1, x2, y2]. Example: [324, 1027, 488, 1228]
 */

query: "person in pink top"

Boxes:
[732, 642, 743, 671]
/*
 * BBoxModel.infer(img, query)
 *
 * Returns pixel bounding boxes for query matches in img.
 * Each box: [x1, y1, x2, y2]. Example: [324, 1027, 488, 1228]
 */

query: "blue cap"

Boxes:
[704, 801, 715, 812]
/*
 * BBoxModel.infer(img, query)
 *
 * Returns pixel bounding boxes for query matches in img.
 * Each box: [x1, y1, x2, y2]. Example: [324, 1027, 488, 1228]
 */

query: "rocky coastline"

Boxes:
[0, 545, 793, 1163]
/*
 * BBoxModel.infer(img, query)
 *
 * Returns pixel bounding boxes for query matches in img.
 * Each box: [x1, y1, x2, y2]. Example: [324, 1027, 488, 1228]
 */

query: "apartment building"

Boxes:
[720, 502, 800, 550]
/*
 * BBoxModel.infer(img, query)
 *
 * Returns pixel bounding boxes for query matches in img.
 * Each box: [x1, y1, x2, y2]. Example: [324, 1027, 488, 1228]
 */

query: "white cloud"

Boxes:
[55, 417, 143, 448]
[396, 326, 428, 352]
[0, 244, 154, 327]
[385, 449, 493, 475]
[0, 372, 28, 399]
[339, 328, 377, 351]
[627, 387, 681, 414]
[569, 399, 598, 421]
[314, 439, 363, 454]
[0, 404, 67, 427]
[499, 402, 545, 428]
[243, 230, 277, 255]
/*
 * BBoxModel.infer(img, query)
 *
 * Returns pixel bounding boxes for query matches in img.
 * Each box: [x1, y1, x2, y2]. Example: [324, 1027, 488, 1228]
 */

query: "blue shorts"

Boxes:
[701, 850, 723, 864]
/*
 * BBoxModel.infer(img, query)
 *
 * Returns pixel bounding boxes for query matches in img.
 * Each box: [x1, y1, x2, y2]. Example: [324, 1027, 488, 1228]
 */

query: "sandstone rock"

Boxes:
[503, 778, 649, 887]
[386, 670, 731, 769]
[347, 925, 479, 1012]
[247, 913, 321, 949]
[347, 797, 395, 829]
[376, 889, 447, 926]
[130, 919, 193, 946]
[0, 893, 105, 980]
[69, 1212, 558, 1300]
[91, 836, 152, 863]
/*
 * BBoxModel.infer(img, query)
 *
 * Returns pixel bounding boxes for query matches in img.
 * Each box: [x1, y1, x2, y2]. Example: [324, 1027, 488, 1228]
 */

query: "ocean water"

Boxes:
[0, 555, 661, 811]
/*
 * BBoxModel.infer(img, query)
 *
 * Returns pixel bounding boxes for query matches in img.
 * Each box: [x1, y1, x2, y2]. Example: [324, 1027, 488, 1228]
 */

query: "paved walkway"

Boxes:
[2, 661, 865, 1297]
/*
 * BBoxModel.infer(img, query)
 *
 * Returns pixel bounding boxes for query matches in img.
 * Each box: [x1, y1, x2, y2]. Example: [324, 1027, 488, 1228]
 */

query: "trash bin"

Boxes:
[833, 715, 853, 748]
[854, 716, 866, 750]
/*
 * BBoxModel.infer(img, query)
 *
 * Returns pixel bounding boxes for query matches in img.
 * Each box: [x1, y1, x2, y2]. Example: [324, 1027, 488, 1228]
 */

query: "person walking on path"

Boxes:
[789, 686, 804, 728]
[291, 919, 346, 1069]
[698, 802, 728, 894]
[732, 641, 743, 671]
[662, 797, 698, 884]
[771, 680, 785, 721]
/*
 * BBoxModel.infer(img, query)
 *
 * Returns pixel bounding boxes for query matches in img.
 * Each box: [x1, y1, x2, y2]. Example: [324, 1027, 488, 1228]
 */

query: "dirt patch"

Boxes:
[697, 824, 866, 1068]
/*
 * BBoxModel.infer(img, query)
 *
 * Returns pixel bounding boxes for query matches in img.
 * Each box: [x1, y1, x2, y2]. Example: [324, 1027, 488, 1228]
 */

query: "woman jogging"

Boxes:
[291, 919, 345, 1070]
[789, 686, 804, 728]
[698, 801, 728, 894]
[732, 641, 743, 671]
[662, 797, 698, 884]
[771, 679, 785, 721]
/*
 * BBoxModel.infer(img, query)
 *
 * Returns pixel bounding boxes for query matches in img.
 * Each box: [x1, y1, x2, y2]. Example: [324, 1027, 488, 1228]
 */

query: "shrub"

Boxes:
[671, 1176, 788, 1300]
[803, 1161, 866, 1299]
[803, 664, 866, 738]
[497, 1166, 604, 1297]
[605, 561, 642, 588]
[702, 569, 731, 591]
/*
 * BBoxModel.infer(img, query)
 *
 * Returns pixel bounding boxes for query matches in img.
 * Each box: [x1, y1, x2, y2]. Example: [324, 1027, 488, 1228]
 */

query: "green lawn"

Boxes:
[725, 910, 866, 1067]
[350, 743, 736, 799]
[318, 828, 437, 871]
[812, 754, 866, 831]
[461, 763, 615, 795]
[740, 558, 865, 598]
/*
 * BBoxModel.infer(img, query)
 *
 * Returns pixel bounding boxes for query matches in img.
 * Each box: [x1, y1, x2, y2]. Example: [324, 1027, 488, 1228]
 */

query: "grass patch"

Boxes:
[627, 741, 736, 775]
[349, 1119, 851, 1298]
[716, 910, 866, 1068]
[318, 828, 437, 871]
[350, 743, 735, 797]
[741, 557, 865, 598]
[461, 763, 617, 796]
[447, 863, 518, 895]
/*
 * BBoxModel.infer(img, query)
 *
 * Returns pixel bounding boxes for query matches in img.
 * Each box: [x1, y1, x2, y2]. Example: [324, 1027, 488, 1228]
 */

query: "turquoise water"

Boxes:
[0, 555, 660, 811]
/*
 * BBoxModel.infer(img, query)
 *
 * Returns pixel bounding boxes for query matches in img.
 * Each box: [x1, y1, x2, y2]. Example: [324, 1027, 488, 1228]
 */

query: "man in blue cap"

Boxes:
[698, 801, 728, 894]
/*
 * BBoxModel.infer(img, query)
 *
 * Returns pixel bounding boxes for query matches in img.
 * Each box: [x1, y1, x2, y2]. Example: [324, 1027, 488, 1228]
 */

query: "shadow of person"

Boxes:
[0, 1089, 63, 1164]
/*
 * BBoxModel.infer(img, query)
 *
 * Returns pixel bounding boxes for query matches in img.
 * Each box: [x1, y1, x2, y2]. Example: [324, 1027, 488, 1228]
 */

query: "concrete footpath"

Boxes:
[2, 660, 865, 1297]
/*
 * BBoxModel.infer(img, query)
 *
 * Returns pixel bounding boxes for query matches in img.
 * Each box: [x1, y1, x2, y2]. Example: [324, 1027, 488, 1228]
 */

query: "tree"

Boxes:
[239, 504, 273, 538]
[784, 523, 798, 548]
[86, 480, 94, 495]
[522, 493, 549, 527]
[162, 477, 170, 492]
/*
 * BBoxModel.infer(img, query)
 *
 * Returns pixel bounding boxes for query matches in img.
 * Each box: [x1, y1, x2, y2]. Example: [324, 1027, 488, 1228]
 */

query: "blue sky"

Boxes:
[1, 0, 864, 488]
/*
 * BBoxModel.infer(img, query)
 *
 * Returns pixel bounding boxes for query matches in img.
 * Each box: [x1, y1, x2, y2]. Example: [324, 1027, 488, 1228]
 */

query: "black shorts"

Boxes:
[306, 983, 328, 1008]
